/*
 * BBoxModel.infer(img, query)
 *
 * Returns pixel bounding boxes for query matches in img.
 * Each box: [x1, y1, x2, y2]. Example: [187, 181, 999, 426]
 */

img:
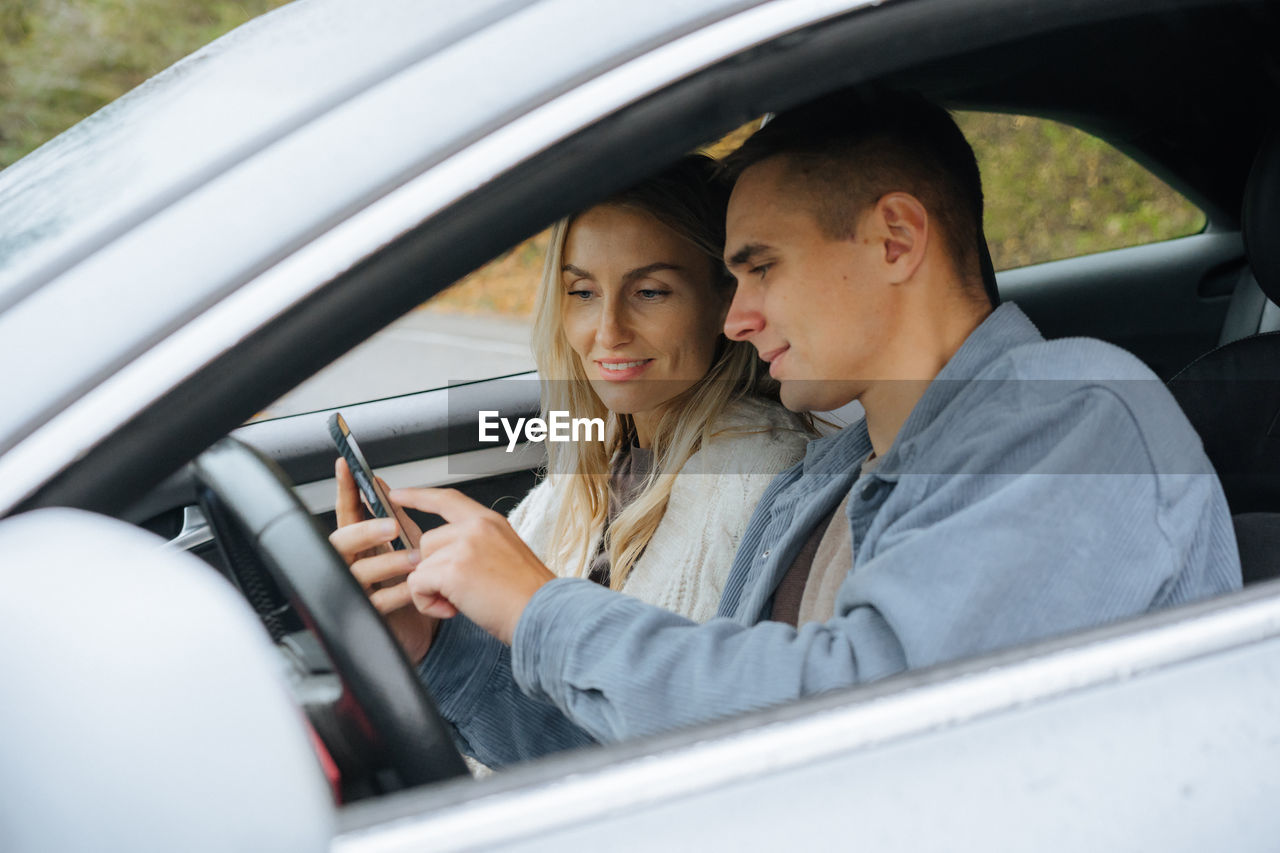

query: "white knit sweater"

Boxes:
[506, 397, 810, 623]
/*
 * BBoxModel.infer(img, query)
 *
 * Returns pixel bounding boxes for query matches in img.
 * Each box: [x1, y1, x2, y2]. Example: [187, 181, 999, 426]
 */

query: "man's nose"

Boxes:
[724, 285, 764, 341]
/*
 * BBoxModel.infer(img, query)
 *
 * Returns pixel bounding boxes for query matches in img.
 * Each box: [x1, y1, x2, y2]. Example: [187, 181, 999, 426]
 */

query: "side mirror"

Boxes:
[0, 509, 334, 852]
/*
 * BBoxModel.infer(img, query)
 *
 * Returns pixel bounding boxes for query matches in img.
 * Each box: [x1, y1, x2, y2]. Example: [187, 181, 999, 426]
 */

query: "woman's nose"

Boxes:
[596, 298, 632, 348]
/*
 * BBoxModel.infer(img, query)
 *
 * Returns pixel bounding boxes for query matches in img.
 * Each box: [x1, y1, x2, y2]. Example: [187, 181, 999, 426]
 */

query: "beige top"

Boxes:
[796, 493, 854, 625]
[771, 453, 875, 627]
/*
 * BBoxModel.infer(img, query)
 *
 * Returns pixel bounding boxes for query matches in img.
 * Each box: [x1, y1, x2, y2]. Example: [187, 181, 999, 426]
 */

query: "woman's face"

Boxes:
[560, 204, 728, 432]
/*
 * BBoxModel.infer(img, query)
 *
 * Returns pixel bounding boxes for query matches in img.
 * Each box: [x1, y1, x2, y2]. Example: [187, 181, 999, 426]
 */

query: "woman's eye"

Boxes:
[566, 289, 594, 301]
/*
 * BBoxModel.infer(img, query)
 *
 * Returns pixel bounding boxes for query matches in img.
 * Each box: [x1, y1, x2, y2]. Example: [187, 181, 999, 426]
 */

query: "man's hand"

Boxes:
[391, 487, 556, 646]
[328, 458, 438, 664]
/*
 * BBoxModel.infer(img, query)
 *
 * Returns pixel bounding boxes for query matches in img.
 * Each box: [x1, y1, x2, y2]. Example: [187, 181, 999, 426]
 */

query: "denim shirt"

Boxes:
[421, 303, 1242, 765]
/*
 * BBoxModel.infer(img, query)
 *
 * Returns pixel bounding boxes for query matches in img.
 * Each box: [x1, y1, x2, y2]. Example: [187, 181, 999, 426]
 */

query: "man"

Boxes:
[333, 88, 1241, 766]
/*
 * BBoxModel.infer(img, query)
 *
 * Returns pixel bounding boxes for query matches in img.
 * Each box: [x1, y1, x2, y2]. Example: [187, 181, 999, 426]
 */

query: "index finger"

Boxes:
[387, 487, 487, 524]
[334, 457, 366, 528]
[378, 475, 423, 546]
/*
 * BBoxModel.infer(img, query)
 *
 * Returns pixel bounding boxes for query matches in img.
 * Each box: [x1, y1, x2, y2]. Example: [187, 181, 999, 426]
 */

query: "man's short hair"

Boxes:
[722, 87, 998, 306]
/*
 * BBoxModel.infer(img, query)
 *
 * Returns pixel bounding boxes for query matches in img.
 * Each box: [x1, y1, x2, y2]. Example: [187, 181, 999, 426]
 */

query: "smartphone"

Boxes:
[327, 412, 413, 551]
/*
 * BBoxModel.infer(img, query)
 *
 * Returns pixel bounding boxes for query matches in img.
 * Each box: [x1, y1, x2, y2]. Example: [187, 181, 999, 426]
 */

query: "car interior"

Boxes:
[1168, 125, 1280, 586]
[13, 0, 1279, 814]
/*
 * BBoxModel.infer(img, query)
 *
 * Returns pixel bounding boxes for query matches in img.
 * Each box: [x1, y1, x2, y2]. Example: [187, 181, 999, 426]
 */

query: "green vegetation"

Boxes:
[1, 5, 1205, 314]
[958, 112, 1206, 270]
[0, 0, 291, 168]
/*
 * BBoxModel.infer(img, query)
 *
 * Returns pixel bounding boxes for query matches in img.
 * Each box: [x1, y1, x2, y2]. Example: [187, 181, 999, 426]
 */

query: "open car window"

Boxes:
[958, 111, 1207, 270]
[256, 111, 1208, 422]
[255, 241, 545, 420]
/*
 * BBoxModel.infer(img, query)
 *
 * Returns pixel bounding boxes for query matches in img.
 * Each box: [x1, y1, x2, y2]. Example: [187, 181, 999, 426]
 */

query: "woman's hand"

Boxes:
[328, 458, 439, 664]
[391, 488, 556, 646]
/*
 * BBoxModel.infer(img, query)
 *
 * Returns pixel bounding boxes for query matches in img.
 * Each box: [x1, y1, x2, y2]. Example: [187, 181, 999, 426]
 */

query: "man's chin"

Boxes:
[779, 379, 860, 413]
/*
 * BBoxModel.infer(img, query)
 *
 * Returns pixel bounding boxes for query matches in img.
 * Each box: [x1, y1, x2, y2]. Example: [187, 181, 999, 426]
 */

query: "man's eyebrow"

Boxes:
[726, 243, 771, 268]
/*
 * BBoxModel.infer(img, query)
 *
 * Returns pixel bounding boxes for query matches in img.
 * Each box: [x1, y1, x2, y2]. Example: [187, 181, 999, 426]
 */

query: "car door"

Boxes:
[999, 231, 1242, 378]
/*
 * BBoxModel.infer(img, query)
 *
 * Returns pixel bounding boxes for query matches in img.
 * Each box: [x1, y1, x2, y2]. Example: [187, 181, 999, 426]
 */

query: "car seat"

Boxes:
[1168, 127, 1280, 585]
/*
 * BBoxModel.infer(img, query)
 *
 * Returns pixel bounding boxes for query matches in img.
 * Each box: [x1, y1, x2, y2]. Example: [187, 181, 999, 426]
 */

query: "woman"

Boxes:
[331, 155, 810, 645]
[507, 155, 811, 621]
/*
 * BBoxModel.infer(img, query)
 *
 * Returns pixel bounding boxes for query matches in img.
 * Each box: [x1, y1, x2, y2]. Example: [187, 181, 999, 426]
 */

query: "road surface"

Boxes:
[258, 309, 534, 420]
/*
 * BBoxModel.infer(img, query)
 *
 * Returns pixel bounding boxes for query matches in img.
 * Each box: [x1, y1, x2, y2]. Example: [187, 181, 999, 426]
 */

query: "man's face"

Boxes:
[724, 158, 898, 412]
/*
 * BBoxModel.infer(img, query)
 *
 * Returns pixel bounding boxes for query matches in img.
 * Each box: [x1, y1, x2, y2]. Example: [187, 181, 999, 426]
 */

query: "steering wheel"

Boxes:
[190, 437, 468, 793]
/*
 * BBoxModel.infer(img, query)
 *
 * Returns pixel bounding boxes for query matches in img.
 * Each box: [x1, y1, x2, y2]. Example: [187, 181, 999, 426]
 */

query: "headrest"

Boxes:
[1243, 126, 1280, 303]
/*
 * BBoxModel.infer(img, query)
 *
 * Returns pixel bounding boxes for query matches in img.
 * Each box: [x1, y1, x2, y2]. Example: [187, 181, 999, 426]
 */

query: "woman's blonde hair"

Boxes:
[533, 155, 783, 589]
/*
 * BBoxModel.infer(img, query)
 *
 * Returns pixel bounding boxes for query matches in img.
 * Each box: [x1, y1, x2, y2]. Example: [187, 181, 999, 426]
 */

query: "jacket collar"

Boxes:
[801, 302, 1043, 479]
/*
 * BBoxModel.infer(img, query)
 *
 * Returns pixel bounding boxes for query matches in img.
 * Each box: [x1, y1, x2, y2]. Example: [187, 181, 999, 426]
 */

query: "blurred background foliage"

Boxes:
[956, 112, 1206, 271]
[1, 1, 1205, 317]
[0, 0, 290, 167]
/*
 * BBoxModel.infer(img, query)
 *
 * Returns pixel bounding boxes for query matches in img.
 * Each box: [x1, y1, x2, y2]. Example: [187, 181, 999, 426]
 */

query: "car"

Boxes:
[2, 0, 1279, 849]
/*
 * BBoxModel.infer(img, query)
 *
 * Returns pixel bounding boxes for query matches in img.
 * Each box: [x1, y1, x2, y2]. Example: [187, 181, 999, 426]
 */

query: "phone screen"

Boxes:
[327, 412, 413, 551]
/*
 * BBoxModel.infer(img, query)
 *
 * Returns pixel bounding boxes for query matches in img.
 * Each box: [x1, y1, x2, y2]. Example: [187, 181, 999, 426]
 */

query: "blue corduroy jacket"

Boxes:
[420, 302, 1243, 766]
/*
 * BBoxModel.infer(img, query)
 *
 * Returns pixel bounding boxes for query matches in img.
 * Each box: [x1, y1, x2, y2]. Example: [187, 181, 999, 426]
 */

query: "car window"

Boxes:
[253, 124, 771, 422]
[256, 114, 1206, 421]
[254, 237, 543, 420]
[956, 112, 1206, 270]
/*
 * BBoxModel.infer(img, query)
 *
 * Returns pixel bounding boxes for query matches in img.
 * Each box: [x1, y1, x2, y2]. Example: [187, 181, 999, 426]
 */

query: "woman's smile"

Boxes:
[595, 358, 655, 381]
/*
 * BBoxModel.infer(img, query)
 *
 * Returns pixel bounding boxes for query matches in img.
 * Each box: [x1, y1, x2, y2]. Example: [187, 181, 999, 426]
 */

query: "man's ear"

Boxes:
[874, 192, 929, 284]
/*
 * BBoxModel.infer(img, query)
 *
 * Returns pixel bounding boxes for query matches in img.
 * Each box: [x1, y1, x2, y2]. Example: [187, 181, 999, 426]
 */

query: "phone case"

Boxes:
[327, 413, 410, 552]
